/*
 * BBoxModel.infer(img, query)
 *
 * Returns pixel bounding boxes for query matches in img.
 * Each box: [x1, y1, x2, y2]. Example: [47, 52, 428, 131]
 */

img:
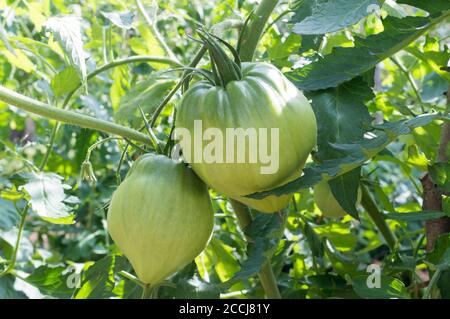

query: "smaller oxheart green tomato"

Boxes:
[313, 180, 361, 218]
[107, 154, 214, 285]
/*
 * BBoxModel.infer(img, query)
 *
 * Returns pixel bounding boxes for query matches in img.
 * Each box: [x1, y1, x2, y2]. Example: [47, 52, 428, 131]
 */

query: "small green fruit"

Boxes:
[107, 154, 214, 285]
[313, 180, 361, 218]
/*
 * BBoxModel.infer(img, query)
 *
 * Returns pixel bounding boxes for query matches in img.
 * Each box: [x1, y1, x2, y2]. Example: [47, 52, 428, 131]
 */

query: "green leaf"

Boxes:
[24, 265, 75, 298]
[352, 275, 410, 299]
[426, 233, 450, 266]
[437, 270, 450, 298]
[74, 255, 128, 299]
[163, 276, 220, 299]
[307, 77, 373, 161]
[0, 198, 19, 231]
[304, 273, 347, 290]
[324, 239, 359, 277]
[298, 34, 322, 54]
[110, 64, 130, 111]
[222, 212, 286, 288]
[287, 16, 441, 90]
[208, 238, 240, 282]
[101, 11, 135, 29]
[328, 169, 361, 219]
[396, 0, 450, 15]
[444, 196, 450, 216]
[19, 172, 76, 224]
[51, 66, 80, 97]
[307, 77, 372, 217]
[302, 220, 324, 258]
[265, 32, 301, 61]
[429, 163, 450, 192]
[314, 222, 358, 251]
[44, 16, 87, 85]
[115, 76, 176, 126]
[129, 25, 165, 69]
[0, 275, 27, 299]
[384, 251, 417, 273]
[291, 0, 380, 35]
[1, 48, 35, 73]
[386, 211, 446, 222]
[249, 113, 446, 198]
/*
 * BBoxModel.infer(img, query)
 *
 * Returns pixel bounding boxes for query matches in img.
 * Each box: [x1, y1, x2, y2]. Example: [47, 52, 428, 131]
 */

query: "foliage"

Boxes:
[0, 0, 449, 299]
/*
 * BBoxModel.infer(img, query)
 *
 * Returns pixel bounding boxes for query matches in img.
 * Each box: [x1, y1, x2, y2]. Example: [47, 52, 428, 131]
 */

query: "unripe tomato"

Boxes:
[313, 180, 361, 218]
[176, 62, 317, 213]
[107, 154, 214, 285]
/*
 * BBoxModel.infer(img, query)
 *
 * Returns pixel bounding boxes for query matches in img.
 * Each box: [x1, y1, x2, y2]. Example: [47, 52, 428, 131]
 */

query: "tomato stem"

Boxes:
[230, 199, 282, 299]
[0, 85, 152, 145]
[238, 0, 279, 62]
[148, 19, 244, 127]
[0, 204, 29, 278]
[134, 0, 181, 64]
[141, 284, 154, 299]
[360, 183, 397, 251]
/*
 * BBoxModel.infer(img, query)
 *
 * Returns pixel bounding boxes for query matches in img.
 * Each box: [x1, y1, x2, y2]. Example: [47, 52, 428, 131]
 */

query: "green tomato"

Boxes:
[175, 62, 317, 213]
[107, 154, 214, 285]
[313, 180, 361, 218]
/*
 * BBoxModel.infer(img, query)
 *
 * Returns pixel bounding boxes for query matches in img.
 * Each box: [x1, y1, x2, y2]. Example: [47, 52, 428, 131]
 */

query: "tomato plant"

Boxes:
[0, 0, 449, 300]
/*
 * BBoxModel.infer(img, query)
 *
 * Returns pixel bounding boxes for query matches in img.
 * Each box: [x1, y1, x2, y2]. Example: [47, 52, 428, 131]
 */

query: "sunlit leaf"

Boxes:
[19, 172, 76, 224]
[287, 16, 443, 90]
[44, 16, 87, 85]
[291, 0, 379, 35]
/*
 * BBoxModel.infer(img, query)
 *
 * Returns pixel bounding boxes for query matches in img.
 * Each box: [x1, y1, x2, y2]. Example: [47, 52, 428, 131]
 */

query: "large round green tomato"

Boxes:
[313, 180, 361, 218]
[107, 154, 214, 285]
[175, 62, 317, 213]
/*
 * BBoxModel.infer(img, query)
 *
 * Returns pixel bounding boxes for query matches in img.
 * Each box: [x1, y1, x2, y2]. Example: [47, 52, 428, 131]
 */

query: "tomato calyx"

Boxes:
[197, 29, 242, 87]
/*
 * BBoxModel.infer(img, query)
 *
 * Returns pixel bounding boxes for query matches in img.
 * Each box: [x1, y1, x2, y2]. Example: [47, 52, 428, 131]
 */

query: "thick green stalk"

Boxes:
[239, 0, 279, 62]
[0, 86, 152, 145]
[230, 199, 282, 299]
[360, 184, 397, 250]
[258, 262, 282, 299]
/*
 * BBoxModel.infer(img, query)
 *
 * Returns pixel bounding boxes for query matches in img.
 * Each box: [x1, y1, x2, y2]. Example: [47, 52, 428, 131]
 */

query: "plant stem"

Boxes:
[141, 284, 153, 299]
[0, 205, 29, 278]
[423, 84, 450, 251]
[423, 267, 442, 299]
[39, 123, 59, 170]
[230, 199, 253, 228]
[135, 0, 180, 64]
[0, 86, 152, 145]
[390, 56, 425, 112]
[258, 261, 282, 299]
[62, 55, 183, 108]
[239, 0, 279, 62]
[263, 9, 292, 36]
[118, 271, 145, 288]
[360, 184, 397, 251]
[229, 199, 282, 299]
[148, 19, 243, 127]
